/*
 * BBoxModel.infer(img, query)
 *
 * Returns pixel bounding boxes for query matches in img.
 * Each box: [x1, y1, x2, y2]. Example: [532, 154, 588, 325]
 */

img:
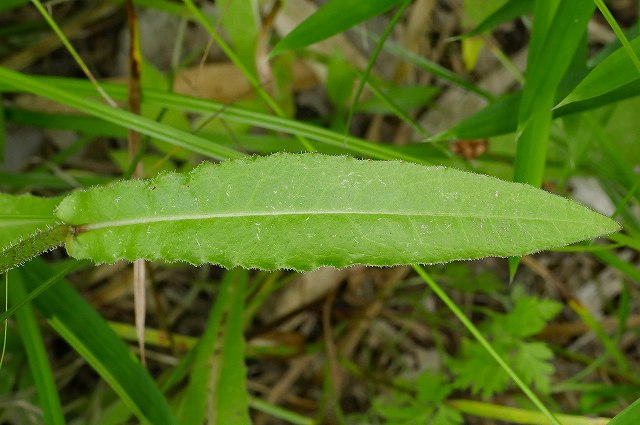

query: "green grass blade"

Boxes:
[569, 300, 629, 373]
[0, 73, 426, 164]
[593, 0, 640, 72]
[0, 67, 245, 161]
[513, 0, 594, 186]
[381, 38, 492, 100]
[458, 0, 534, 39]
[430, 79, 640, 142]
[181, 0, 315, 151]
[509, 0, 594, 277]
[270, 0, 403, 57]
[176, 270, 250, 424]
[447, 399, 609, 425]
[53, 154, 618, 271]
[344, 0, 412, 140]
[218, 0, 259, 77]
[21, 259, 176, 425]
[9, 270, 65, 425]
[559, 34, 640, 107]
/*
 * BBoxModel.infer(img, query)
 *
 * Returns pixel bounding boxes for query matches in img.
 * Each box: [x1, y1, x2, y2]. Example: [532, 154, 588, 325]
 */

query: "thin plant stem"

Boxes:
[344, 0, 412, 141]
[412, 264, 562, 425]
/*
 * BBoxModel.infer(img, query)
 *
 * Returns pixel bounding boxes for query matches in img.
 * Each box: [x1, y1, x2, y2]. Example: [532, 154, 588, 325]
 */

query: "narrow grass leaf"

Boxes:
[509, 0, 594, 277]
[459, 0, 533, 39]
[21, 259, 176, 425]
[559, 35, 640, 107]
[0, 67, 245, 161]
[382, 38, 492, 100]
[9, 270, 65, 425]
[513, 0, 594, 186]
[218, 0, 259, 77]
[271, 0, 404, 57]
[0, 73, 425, 164]
[430, 80, 640, 142]
[53, 154, 618, 271]
[176, 270, 250, 424]
[569, 300, 630, 373]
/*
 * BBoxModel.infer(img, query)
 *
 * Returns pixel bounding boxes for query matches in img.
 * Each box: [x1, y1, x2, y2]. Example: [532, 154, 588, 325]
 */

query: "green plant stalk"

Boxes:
[30, 0, 117, 107]
[0, 225, 71, 275]
[181, 0, 315, 151]
[0, 67, 245, 160]
[592, 249, 640, 285]
[569, 300, 630, 372]
[344, 0, 412, 140]
[592, 0, 640, 74]
[446, 399, 608, 425]
[412, 265, 562, 425]
[0, 71, 425, 164]
[0, 261, 87, 324]
[249, 398, 316, 425]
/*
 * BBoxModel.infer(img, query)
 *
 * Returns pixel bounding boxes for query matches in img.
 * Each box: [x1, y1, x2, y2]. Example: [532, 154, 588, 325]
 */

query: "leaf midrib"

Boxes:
[77, 210, 589, 232]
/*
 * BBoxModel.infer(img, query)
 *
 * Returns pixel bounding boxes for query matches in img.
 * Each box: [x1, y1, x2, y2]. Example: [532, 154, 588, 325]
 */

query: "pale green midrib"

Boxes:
[76, 210, 600, 232]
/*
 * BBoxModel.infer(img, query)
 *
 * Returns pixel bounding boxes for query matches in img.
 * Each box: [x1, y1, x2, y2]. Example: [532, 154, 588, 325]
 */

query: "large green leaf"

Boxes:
[54, 154, 618, 271]
[270, 0, 404, 56]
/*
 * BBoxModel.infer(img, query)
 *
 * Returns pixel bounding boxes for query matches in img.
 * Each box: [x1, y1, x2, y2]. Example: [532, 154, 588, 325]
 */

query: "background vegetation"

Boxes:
[0, 0, 639, 424]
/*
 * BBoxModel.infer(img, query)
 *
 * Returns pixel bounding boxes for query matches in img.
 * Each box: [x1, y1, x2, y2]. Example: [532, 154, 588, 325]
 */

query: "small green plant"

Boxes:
[449, 287, 562, 398]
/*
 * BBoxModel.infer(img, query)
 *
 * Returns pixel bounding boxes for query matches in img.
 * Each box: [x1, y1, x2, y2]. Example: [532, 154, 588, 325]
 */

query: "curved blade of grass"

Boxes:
[0, 72, 427, 164]
[509, 0, 594, 277]
[429, 78, 640, 142]
[21, 259, 177, 425]
[176, 270, 250, 424]
[558, 34, 640, 107]
[0, 67, 245, 161]
[344, 0, 411, 141]
[30, 0, 116, 107]
[513, 0, 594, 186]
[9, 270, 65, 425]
[270, 0, 404, 57]
[218, 0, 259, 77]
[457, 0, 533, 39]
[181, 0, 315, 151]
[381, 37, 492, 101]
[54, 154, 618, 271]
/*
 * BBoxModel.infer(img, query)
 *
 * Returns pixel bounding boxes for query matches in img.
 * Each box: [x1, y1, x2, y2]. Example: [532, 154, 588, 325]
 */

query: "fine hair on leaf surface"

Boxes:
[12, 153, 614, 272]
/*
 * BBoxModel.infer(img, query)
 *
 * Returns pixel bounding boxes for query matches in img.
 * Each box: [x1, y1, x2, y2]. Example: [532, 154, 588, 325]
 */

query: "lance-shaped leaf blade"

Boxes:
[55, 154, 619, 271]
